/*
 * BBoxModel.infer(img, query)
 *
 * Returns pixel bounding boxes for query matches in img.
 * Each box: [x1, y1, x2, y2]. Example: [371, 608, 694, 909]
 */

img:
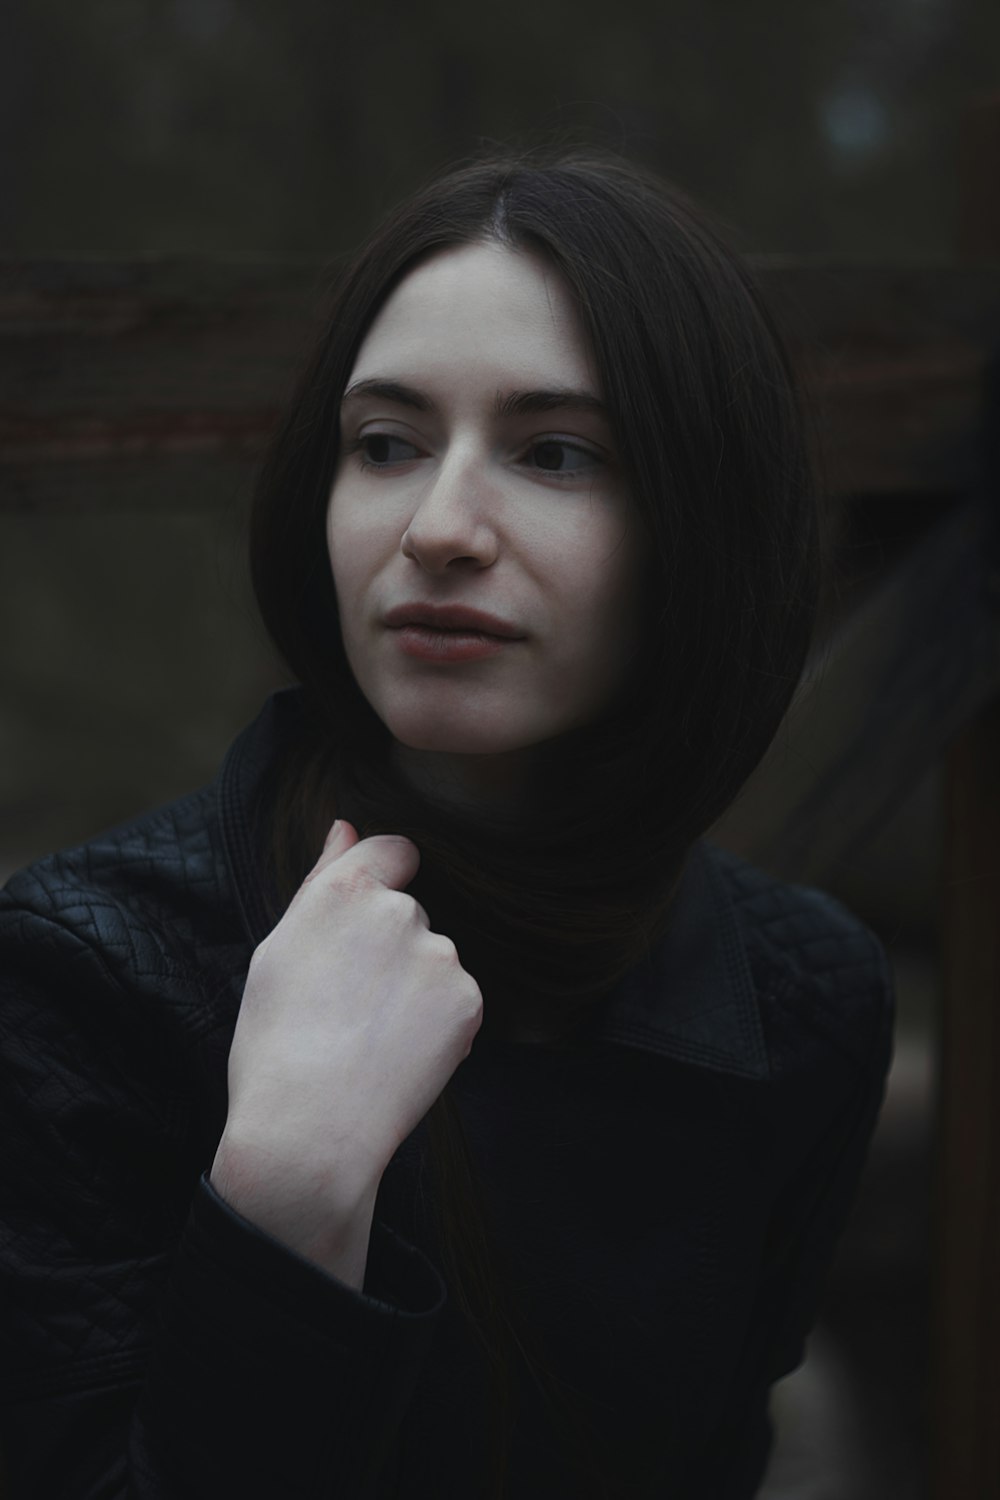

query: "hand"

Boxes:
[210, 820, 483, 1279]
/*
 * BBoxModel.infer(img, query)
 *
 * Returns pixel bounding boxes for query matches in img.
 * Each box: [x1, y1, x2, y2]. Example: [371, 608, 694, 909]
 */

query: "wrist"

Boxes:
[210, 1127, 382, 1288]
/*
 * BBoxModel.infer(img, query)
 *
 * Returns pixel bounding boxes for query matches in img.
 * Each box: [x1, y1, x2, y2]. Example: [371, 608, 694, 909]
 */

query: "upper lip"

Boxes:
[383, 602, 525, 639]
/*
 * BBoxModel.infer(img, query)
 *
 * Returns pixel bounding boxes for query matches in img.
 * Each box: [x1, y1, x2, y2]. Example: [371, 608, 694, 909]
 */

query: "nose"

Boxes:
[400, 451, 499, 574]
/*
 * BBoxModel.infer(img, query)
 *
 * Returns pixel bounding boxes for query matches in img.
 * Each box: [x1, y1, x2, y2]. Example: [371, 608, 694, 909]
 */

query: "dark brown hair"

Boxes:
[250, 147, 823, 1495]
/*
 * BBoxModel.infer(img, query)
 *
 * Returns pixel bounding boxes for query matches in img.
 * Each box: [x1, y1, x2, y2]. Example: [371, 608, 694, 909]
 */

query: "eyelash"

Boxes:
[346, 435, 420, 472]
[345, 433, 604, 478]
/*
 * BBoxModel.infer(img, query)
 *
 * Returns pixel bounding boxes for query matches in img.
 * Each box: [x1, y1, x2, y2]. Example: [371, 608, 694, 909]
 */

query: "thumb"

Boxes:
[317, 817, 359, 866]
[298, 818, 360, 889]
[331, 833, 421, 893]
[324, 817, 357, 851]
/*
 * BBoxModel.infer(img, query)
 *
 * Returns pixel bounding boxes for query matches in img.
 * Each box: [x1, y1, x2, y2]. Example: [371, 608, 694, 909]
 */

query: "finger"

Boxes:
[324, 818, 348, 850]
[297, 819, 360, 893]
[327, 832, 421, 893]
[317, 818, 360, 866]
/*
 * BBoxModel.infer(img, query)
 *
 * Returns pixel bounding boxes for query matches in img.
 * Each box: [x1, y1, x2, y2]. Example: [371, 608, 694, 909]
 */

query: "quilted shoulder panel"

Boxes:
[2, 785, 252, 1042]
[707, 843, 895, 1075]
[0, 786, 255, 1401]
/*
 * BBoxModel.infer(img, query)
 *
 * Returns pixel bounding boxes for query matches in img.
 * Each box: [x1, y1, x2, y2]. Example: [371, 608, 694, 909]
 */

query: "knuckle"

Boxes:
[459, 984, 484, 1046]
[379, 888, 419, 927]
[248, 934, 276, 973]
[426, 930, 459, 964]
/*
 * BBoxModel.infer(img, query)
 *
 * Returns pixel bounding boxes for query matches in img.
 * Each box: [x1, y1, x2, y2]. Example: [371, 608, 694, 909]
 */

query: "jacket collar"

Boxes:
[593, 840, 768, 1080]
[218, 690, 769, 1084]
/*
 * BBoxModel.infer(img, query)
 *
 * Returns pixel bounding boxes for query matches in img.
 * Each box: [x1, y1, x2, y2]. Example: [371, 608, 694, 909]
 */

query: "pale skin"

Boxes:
[211, 242, 643, 1289]
[211, 819, 482, 1288]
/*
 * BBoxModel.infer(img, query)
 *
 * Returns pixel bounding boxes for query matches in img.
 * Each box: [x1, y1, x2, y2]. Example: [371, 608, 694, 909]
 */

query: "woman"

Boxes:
[0, 151, 894, 1499]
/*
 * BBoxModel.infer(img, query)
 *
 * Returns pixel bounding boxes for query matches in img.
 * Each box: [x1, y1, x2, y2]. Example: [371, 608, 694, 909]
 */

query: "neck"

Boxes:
[390, 742, 542, 818]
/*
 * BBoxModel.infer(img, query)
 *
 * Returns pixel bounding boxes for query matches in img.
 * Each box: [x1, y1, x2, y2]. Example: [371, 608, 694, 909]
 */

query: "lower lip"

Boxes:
[392, 625, 517, 662]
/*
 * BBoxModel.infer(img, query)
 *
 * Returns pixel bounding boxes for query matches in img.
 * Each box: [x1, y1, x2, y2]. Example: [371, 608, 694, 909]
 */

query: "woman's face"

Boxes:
[326, 240, 644, 799]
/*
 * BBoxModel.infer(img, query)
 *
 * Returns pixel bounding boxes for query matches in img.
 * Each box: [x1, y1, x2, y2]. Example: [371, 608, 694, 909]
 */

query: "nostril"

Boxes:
[400, 516, 498, 572]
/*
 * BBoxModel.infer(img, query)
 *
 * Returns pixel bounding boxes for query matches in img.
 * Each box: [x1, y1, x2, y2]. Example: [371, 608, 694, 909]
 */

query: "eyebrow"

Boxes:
[340, 377, 608, 420]
[341, 379, 433, 412]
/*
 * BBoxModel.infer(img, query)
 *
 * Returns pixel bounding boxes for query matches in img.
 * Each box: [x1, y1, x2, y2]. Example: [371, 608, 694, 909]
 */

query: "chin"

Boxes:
[381, 705, 544, 758]
[389, 723, 528, 756]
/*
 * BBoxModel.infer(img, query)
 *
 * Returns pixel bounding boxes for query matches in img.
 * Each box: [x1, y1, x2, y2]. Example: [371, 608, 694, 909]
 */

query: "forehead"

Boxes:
[347, 241, 597, 393]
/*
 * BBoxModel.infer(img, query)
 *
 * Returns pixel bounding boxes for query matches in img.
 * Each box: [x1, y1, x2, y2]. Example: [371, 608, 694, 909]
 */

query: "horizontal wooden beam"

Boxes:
[760, 257, 1000, 497]
[2, 257, 999, 511]
[0, 258, 326, 513]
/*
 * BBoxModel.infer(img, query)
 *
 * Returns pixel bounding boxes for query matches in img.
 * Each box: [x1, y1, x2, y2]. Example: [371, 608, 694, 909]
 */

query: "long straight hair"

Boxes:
[251, 149, 824, 1494]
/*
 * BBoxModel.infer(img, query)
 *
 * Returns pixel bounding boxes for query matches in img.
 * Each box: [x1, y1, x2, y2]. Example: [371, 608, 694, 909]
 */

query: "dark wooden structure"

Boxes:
[3, 108, 1000, 1498]
[934, 96, 1000, 1500]
[2, 255, 998, 513]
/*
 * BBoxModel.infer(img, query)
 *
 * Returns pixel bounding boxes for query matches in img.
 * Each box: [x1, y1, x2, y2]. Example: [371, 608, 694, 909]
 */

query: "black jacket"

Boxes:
[0, 690, 895, 1499]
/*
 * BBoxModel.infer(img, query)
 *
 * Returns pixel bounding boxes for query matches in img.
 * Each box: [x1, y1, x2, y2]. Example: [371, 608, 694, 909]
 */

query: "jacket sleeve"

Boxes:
[0, 895, 446, 1500]
[699, 953, 897, 1499]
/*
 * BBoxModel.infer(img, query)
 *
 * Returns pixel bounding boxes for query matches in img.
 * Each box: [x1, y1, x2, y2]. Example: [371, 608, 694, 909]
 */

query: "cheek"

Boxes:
[539, 545, 642, 714]
[325, 516, 342, 569]
[326, 498, 377, 608]
[570, 523, 643, 640]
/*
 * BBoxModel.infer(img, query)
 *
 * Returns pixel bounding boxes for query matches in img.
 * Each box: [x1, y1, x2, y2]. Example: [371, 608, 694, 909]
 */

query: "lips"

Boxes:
[382, 603, 525, 639]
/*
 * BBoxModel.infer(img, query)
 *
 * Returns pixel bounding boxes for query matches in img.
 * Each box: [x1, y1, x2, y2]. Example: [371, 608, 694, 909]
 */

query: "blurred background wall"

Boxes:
[2, 0, 998, 866]
[3, 3, 1000, 1496]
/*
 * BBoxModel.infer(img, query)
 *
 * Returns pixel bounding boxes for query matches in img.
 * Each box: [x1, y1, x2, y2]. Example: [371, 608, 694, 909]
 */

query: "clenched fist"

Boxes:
[210, 819, 483, 1287]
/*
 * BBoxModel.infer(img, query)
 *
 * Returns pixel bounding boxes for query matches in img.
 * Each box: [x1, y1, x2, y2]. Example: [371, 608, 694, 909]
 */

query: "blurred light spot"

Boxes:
[820, 85, 891, 160]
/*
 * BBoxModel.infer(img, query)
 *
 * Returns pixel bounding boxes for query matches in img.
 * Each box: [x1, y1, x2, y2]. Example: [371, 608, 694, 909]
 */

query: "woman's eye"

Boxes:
[528, 440, 601, 475]
[356, 433, 420, 468]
